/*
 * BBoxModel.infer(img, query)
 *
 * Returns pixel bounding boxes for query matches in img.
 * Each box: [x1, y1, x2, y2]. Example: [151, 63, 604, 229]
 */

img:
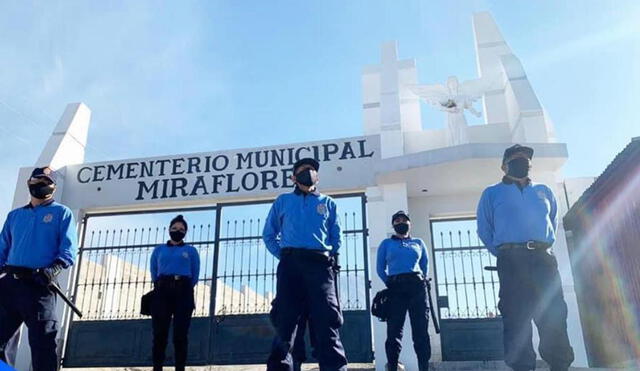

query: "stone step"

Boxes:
[66, 360, 637, 371]
[426, 360, 630, 370]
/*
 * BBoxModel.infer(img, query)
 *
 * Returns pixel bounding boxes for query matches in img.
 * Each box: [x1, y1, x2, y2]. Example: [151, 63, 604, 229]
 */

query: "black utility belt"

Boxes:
[281, 248, 330, 258]
[157, 275, 191, 283]
[499, 241, 551, 251]
[5, 265, 39, 280]
[387, 272, 424, 284]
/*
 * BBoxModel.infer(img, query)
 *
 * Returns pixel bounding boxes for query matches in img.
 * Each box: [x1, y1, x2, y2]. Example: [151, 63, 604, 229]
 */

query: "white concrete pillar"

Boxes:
[498, 54, 553, 143]
[14, 103, 91, 371]
[472, 12, 511, 127]
[543, 172, 588, 367]
[362, 42, 421, 159]
[368, 183, 431, 371]
[406, 197, 443, 363]
[473, 12, 556, 145]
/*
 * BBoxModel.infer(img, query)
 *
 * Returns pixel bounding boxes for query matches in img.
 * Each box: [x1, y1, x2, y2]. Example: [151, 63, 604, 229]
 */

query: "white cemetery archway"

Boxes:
[12, 12, 589, 371]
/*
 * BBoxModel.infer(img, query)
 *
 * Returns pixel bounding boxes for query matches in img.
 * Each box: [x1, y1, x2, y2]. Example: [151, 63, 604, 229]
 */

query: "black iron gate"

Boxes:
[430, 218, 504, 361]
[63, 194, 373, 367]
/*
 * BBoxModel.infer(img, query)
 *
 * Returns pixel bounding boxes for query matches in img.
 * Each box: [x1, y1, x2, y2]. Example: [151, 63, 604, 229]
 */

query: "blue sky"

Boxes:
[0, 0, 638, 217]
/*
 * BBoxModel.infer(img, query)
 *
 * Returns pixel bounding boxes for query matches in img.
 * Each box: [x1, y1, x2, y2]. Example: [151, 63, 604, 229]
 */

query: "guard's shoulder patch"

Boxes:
[316, 203, 328, 216]
[42, 213, 54, 223]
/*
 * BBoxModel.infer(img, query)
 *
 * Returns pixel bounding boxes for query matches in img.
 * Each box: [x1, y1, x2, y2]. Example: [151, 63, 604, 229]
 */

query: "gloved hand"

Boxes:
[34, 260, 65, 287]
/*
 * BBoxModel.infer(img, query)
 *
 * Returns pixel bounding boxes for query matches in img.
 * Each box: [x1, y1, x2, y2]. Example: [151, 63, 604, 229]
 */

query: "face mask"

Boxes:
[295, 169, 317, 187]
[29, 183, 54, 199]
[393, 223, 409, 235]
[170, 231, 186, 242]
[507, 157, 530, 178]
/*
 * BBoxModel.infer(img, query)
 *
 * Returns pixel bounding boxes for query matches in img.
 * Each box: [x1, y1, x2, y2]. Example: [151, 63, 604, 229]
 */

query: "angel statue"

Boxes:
[409, 76, 496, 146]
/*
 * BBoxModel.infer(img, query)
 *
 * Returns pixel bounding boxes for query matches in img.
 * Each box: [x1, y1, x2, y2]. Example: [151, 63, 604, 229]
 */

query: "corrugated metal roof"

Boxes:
[564, 138, 640, 227]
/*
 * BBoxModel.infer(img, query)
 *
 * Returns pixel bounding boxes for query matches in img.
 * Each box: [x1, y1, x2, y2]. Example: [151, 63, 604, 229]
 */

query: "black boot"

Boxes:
[293, 360, 302, 371]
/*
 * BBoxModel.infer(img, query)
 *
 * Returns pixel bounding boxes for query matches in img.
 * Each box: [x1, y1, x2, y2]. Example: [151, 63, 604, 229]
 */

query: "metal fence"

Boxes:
[74, 214, 217, 321]
[73, 195, 368, 321]
[431, 219, 499, 319]
[339, 210, 368, 311]
[214, 217, 273, 316]
[214, 199, 368, 315]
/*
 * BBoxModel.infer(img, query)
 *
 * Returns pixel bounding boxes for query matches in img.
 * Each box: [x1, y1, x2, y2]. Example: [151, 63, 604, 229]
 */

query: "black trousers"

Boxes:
[271, 303, 317, 363]
[291, 311, 317, 363]
[385, 276, 431, 371]
[497, 248, 574, 371]
[267, 252, 347, 371]
[151, 279, 195, 371]
[0, 274, 59, 371]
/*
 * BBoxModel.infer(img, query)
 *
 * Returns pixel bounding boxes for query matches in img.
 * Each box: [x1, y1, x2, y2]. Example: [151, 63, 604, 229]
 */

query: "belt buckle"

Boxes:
[12, 273, 19, 279]
[526, 241, 535, 250]
[173, 275, 180, 281]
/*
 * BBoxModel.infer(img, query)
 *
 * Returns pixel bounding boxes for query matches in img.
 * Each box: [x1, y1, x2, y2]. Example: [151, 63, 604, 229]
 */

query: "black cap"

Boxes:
[502, 144, 534, 164]
[391, 210, 411, 224]
[30, 166, 59, 184]
[293, 158, 320, 173]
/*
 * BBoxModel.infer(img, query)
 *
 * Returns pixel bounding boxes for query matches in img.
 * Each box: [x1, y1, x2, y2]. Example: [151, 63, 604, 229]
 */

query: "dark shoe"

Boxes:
[386, 363, 405, 371]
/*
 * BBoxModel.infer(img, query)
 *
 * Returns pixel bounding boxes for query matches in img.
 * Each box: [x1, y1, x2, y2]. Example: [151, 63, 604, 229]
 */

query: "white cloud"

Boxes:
[526, 10, 640, 72]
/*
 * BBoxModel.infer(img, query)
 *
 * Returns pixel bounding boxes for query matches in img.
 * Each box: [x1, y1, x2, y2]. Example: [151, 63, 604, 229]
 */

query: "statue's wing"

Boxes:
[467, 105, 482, 118]
[459, 77, 501, 99]
[407, 84, 450, 106]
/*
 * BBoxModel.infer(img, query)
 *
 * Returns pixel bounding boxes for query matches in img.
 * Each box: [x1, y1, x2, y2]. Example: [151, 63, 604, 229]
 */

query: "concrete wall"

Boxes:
[403, 123, 513, 155]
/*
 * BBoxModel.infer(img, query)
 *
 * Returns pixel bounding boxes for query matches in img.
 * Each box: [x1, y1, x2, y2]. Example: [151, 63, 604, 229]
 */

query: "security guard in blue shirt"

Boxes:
[0, 166, 78, 371]
[476, 145, 574, 371]
[376, 211, 431, 371]
[149, 214, 200, 371]
[263, 157, 347, 371]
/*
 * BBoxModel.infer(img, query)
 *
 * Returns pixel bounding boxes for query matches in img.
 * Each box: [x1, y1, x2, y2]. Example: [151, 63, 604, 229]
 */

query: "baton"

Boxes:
[49, 281, 83, 318]
[484, 266, 498, 271]
[426, 278, 440, 334]
[332, 254, 342, 313]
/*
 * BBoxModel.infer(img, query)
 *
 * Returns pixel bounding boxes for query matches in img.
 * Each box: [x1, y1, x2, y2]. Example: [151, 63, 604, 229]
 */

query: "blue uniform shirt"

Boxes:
[376, 236, 429, 283]
[150, 242, 200, 286]
[476, 178, 558, 256]
[262, 188, 342, 259]
[0, 200, 78, 269]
